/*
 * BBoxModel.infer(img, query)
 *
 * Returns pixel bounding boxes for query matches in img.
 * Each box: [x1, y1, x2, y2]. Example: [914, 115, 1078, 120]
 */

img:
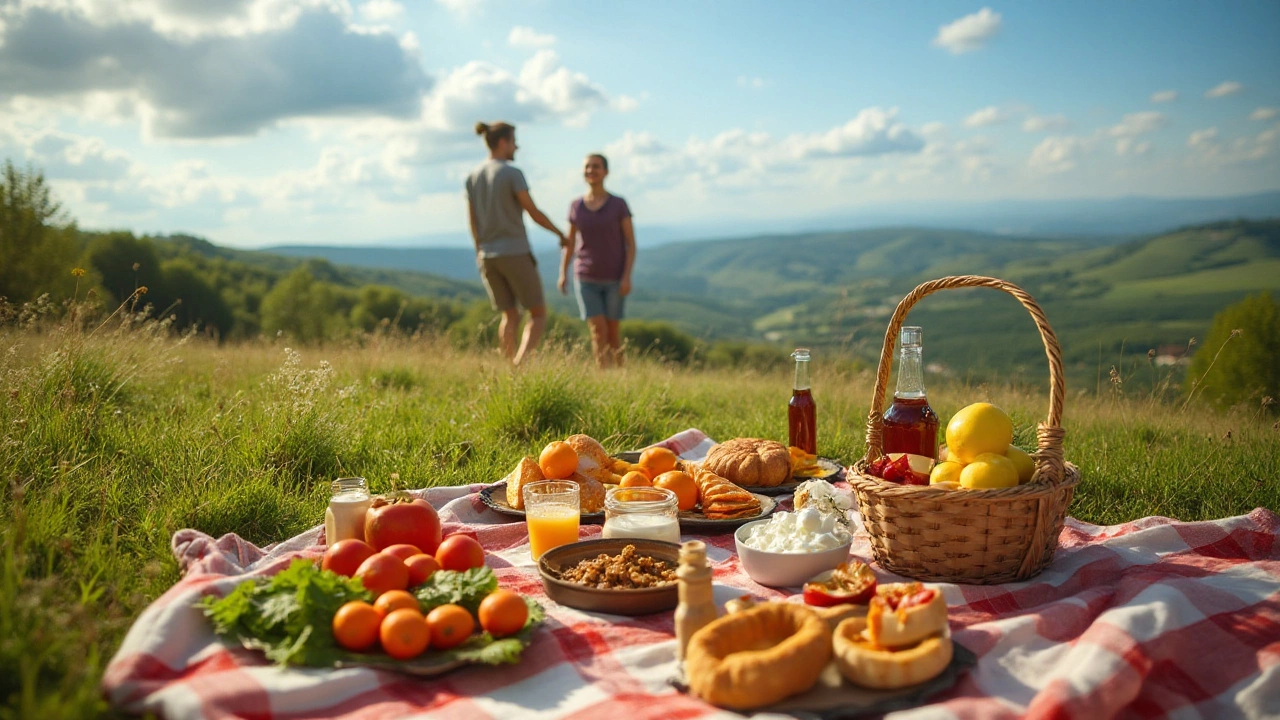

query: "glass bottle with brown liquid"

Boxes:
[881, 326, 939, 460]
[789, 348, 817, 454]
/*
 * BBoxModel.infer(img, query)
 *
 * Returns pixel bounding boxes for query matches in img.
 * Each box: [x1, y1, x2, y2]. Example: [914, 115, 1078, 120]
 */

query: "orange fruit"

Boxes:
[380, 608, 431, 659]
[332, 601, 382, 651]
[405, 553, 441, 586]
[478, 589, 529, 638]
[653, 470, 698, 512]
[426, 604, 476, 650]
[381, 543, 422, 562]
[619, 471, 652, 488]
[539, 441, 579, 479]
[374, 589, 420, 617]
[627, 463, 653, 479]
[639, 447, 679, 476]
[355, 553, 410, 597]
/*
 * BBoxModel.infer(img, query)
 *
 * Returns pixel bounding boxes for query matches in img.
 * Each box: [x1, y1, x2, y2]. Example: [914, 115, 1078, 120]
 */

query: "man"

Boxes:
[466, 121, 567, 365]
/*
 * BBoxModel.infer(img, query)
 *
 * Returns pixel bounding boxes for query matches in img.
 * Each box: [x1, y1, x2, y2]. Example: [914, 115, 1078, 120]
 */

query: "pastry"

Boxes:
[685, 602, 832, 711]
[504, 456, 545, 510]
[691, 466, 761, 520]
[866, 582, 948, 648]
[567, 471, 606, 513]
[566, 434, 623, 485]
[703, 438, 792, 488]
[833, 615, 953, 690]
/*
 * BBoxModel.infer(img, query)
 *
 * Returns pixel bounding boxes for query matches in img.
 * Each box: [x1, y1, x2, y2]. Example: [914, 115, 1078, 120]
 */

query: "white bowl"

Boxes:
[734, 519, 854, 588]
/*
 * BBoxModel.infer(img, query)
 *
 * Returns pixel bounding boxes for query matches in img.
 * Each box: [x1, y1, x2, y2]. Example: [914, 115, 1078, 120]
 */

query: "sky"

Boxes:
[1, 0, 1278, 248]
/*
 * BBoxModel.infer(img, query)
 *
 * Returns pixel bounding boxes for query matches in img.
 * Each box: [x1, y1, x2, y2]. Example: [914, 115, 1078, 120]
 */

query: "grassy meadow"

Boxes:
[1, 310, 1277, 718]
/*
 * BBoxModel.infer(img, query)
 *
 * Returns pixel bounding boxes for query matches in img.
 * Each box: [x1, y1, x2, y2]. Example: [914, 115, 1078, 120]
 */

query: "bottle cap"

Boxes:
[900, 326, 923, 347]
[792, 348, 810, 361]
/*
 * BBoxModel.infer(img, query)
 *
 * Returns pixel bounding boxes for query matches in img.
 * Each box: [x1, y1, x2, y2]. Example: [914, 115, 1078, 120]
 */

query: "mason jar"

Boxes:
[602, 486, 681, 544]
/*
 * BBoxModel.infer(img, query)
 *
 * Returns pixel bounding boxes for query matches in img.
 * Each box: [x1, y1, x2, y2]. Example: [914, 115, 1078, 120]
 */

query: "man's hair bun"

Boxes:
[475, 122, 489, 135]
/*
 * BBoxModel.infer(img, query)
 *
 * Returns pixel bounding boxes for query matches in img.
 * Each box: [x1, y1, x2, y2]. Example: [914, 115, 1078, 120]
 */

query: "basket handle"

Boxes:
[863, 275, 1067, 486]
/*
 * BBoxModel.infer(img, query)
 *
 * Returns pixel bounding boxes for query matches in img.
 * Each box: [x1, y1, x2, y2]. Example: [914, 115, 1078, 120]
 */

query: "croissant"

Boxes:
[691, 466, 761, 520]
[685, 602, 831, 710]
[566, 434, 623, 485]
[833, 615, 953, 690]
[703, 438, 792, 487]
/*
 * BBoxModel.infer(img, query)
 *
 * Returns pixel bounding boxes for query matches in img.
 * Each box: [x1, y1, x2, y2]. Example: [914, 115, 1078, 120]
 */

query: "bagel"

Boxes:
[685, 602, 831, 710]
[866, 582, 948, 648]
[833, 616, 953, 690]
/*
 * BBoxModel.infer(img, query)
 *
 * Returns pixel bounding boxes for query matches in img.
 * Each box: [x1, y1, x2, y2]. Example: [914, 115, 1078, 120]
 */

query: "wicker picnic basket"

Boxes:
[848, 275, 1081, 585]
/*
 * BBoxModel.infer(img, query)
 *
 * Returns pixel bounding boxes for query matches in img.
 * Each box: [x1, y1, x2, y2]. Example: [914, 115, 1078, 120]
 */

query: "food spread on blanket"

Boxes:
[868, 401, 1036, 489]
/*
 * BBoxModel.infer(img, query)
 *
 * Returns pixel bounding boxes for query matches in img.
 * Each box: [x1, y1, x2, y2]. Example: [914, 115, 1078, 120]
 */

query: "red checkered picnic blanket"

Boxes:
[103, 429, 1280, 719]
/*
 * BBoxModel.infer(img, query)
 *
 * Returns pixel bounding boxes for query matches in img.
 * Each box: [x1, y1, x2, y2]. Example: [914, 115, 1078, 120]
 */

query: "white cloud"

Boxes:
[359, 0, 405, 22]
[422, 51, 607, 132]
[1150, 90, 1178, 103]
[1022, 114, 1070, 133]
[737, 76, 768, 89]
[508, 26, 556, 49]
[1205, 81, 1243, 98]
[963, 106, 1006, 127]
[0, 2, 430, 138]
[1250, 107, 1278, 121]
[1114, 138, 1151, 157]
[933, 8, 1001, 54]
[785, 107, 925, 159]
[516, 50, 607, 126]
[436, 0, 482, 17]
[1108, 111, 1166, 138]
[1029, 135, 1089, 173]
[612, 95, 640, 113]
[1188, 127, 1218, 148]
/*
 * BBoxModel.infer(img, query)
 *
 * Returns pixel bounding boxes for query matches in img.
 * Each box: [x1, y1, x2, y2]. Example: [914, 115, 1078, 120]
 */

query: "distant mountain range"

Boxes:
[262, 190, 1280, 252]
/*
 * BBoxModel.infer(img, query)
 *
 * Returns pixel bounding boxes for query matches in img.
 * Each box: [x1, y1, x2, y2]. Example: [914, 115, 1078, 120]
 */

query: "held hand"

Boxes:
[558, 232, 570, 249]
[620, 277, 632, 297]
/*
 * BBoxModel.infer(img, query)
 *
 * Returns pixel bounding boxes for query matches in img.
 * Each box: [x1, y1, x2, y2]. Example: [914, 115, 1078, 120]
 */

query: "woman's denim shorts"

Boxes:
[575, 278, 625, 320]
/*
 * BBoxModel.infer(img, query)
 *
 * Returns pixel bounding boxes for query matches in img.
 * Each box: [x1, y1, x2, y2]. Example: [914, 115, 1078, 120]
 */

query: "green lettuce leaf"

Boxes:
[413, 566, 498, 614]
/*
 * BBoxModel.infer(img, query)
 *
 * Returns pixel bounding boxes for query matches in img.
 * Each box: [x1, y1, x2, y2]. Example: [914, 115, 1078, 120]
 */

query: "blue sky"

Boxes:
[1, 1, 1277, 247]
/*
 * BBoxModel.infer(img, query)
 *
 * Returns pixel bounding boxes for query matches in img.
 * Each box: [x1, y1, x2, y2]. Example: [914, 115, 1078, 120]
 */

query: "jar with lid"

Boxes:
[324, 477, 372, 544]
[602, 486, 681, 545]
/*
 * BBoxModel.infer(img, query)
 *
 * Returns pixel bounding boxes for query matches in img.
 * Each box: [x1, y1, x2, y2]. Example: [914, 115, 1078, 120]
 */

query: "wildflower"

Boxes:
[71, 267, 86, 277]
[137, 286, 148, 295]
[132, 263, 140, 271]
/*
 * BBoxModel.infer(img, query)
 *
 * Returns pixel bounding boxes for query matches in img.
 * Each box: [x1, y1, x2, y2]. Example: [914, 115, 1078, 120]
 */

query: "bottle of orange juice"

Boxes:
[523, 480, 581, 560]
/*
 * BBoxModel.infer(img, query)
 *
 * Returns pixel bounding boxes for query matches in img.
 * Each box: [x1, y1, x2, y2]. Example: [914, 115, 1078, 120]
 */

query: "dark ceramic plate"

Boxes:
[538, 538, 681, 616]
[478, 481, 606, 522]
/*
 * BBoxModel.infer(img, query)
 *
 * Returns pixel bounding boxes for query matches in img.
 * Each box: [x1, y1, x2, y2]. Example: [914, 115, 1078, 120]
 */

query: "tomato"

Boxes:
[365, 494, 442, 555]
[426, 604, 475, 650]
[355, 553, 410, 597]
[374, 589, 421, 617]
[321, 539, 376, 578]
[332, 601, 381, 651]
[478, 589, 528, 638]
[405, 554, 441, 586]
[380, 608, 430, 660]
[435, 534, 485, 572]
[803, 562, 878, 607]
[896, 588, 937, 610]
[382, 544, 422, 562]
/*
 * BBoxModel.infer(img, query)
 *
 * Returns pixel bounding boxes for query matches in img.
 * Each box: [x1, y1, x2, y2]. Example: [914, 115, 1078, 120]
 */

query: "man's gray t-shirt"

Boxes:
[466, 160, 530, 257]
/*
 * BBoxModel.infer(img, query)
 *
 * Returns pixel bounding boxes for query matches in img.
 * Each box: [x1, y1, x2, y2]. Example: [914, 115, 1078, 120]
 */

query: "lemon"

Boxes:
[1006, 446, 1035, 483]
[929, 461, 964, 485]
[946, 403, 1014, 464]
[959, 453, 1019, 489]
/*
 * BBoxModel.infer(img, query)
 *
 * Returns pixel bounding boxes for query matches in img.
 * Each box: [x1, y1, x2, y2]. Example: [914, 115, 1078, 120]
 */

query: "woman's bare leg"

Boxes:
[606, 319, 623, 368]
[586, 315, 610, 368]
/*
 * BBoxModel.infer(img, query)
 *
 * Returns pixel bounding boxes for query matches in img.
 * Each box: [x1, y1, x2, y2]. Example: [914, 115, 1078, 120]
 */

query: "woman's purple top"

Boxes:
[569, 195, 631, 282]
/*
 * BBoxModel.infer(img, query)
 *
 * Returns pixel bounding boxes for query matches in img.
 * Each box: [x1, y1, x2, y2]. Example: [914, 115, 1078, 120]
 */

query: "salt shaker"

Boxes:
[674, 540, 718, 661]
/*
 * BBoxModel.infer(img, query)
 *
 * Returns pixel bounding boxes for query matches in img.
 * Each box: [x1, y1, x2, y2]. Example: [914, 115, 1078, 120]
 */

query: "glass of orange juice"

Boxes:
[523, 480, 581, 560]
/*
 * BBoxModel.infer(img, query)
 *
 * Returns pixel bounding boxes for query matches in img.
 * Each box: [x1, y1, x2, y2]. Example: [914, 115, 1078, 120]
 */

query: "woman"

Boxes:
[558, 153, 635, 369]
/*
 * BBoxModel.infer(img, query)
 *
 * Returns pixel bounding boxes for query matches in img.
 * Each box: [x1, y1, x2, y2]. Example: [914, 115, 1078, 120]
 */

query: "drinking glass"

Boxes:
[523, 480, 581, 560]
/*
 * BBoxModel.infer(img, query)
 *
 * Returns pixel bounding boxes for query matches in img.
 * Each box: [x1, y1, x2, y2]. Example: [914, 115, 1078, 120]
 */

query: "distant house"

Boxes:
[1153, 344, 1191, 367]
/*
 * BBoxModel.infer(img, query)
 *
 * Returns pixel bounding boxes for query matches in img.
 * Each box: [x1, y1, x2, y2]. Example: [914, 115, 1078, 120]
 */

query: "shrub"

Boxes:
[1185, 292, 1280, 412]
[620, 320, 696, 364]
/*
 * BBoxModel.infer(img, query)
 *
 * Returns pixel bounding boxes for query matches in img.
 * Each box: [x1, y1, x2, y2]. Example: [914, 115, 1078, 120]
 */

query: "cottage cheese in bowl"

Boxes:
[739, 508, 850, 553]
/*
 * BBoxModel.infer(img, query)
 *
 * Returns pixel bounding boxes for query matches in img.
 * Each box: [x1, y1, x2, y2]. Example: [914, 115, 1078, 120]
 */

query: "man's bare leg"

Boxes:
[513, 305, 546, 366]
[587, 316, 610, 369]
[499, 307, 519, 360]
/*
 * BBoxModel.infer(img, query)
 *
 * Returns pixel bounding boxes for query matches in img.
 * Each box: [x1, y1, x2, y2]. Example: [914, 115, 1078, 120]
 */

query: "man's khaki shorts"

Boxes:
[480, 253, 545, 312]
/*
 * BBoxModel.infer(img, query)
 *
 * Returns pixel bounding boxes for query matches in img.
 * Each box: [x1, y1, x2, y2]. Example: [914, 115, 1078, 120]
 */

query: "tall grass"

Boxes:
[0, 308, 1276, 718]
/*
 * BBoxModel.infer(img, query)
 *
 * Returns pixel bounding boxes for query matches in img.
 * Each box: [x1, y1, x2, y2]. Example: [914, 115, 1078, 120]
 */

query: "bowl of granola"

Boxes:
[537, 538, 681, 616]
